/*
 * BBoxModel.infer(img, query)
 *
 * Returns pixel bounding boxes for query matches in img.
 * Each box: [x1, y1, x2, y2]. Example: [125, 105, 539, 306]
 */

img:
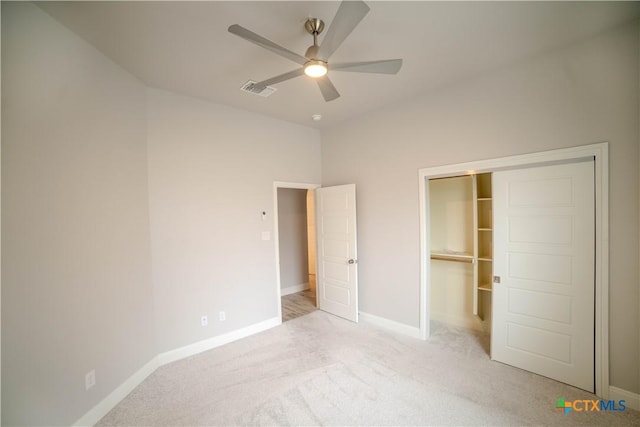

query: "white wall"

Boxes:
[429, 176, 474, 255]
[322, 22, 640, 394]
[1, 2, 155, 425]
[147, 89, 321, 353]
[277, 188, 309, 291]
[2, 4, 322, 422]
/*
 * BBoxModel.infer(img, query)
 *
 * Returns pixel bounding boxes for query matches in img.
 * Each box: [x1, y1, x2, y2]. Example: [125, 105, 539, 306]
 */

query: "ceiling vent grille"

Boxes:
[240, 80, 277, 97]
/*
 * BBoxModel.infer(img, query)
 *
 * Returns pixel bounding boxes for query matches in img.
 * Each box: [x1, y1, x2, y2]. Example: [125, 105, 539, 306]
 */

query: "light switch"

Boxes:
[261, 231, 270, 241]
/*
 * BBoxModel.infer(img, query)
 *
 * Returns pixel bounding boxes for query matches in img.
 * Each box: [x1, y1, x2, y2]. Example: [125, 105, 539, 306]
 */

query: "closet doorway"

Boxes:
[418, 143, 609, 396]
[274, 182, 320, 322]
[429, 174, 492, 339]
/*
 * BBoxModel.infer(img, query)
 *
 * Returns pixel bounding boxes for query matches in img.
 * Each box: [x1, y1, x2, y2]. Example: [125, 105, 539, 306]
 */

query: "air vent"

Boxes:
[240, 80, 277, 97]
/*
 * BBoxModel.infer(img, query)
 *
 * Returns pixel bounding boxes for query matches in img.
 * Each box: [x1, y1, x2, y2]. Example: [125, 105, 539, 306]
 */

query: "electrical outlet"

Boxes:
[201, 315, 208, 326]
[219, 311, 226, 322]
[85, 369, 96, 390]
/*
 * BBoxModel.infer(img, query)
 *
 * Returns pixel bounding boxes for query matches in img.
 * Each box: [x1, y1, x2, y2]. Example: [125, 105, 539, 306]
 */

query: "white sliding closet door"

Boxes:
[492, 161, 595, 392]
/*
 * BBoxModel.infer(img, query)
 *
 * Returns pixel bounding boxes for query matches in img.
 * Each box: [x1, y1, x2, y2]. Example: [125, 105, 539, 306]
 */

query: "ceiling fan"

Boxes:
[228, 0, 402, 102]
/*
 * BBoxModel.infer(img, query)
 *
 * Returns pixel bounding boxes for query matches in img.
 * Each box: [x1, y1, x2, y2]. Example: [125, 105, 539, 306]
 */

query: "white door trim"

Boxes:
[418, 142, 609, 398]
[273, 182, 321, 322]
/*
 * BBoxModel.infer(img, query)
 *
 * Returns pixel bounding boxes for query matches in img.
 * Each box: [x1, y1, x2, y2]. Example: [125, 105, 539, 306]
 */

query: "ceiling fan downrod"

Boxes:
[304, 18, 325, 60]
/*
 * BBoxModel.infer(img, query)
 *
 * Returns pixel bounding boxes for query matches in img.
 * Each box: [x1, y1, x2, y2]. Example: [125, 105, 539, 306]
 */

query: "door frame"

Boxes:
[418, 142, 609, 397]
[273, 181, 321, 323]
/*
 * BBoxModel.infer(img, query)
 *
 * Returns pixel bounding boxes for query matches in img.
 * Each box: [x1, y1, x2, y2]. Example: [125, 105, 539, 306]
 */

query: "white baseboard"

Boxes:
[281, 282, 310, 296]
[72, 357, 159, 426]
[359, 311, 421, 339]
[158, 316, 281, 366]
[73, 316, 281, 426]
[609, 386, 640, 411]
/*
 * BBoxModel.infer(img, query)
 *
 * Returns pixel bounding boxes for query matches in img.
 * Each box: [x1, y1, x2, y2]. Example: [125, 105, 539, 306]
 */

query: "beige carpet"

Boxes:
[97, 311, 640, 426]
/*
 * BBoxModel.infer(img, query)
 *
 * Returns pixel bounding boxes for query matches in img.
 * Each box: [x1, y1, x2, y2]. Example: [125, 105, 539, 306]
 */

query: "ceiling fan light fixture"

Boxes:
[228, 0, 402, 102]
[304, 60, 328, 78]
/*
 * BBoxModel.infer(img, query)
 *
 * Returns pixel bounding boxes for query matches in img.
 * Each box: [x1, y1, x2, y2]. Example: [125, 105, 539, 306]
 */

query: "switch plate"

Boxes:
[261, 231, 270, 241]
[201, 315, 208, 326]
[85, 370, 96, 390]
[219, 311, 226, 322]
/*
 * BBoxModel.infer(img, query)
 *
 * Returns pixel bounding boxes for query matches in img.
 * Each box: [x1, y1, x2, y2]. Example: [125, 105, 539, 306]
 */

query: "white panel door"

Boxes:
[492, 161, 594, 392]
[316, 184, 358, 322]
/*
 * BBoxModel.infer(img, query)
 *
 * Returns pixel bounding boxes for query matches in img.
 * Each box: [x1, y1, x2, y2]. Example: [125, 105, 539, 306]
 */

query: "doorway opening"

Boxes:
[429, 173, 492, 357]
[418, 143, 609, 397]
[274, 182, 320, 323]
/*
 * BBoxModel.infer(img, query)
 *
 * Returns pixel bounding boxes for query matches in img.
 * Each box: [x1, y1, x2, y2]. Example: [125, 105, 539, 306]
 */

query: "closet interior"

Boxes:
[429, 173, 493, 334]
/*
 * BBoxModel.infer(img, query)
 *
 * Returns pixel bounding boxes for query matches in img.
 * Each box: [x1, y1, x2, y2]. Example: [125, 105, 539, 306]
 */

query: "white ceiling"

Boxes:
[36, 1, 640, 129]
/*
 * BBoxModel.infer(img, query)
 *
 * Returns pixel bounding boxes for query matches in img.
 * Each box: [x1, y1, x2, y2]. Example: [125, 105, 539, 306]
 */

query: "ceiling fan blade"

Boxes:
[317, 0, 370, 60]
[316, 76, 340, 102]
[228, 24, 307, 65]
[252, 68, 304, 89]
[331, 59, 403, 74]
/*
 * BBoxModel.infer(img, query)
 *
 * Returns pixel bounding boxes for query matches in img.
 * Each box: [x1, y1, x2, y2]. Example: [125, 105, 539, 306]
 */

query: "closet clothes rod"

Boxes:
[430, 254, 474, 264]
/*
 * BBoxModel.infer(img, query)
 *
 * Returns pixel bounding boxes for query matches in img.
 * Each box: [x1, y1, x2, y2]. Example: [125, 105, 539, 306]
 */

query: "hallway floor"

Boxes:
[282, 289, 317, 322]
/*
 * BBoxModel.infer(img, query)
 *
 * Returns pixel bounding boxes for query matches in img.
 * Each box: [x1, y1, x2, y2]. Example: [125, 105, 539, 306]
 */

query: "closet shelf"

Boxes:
[474, 172, 493, 320]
